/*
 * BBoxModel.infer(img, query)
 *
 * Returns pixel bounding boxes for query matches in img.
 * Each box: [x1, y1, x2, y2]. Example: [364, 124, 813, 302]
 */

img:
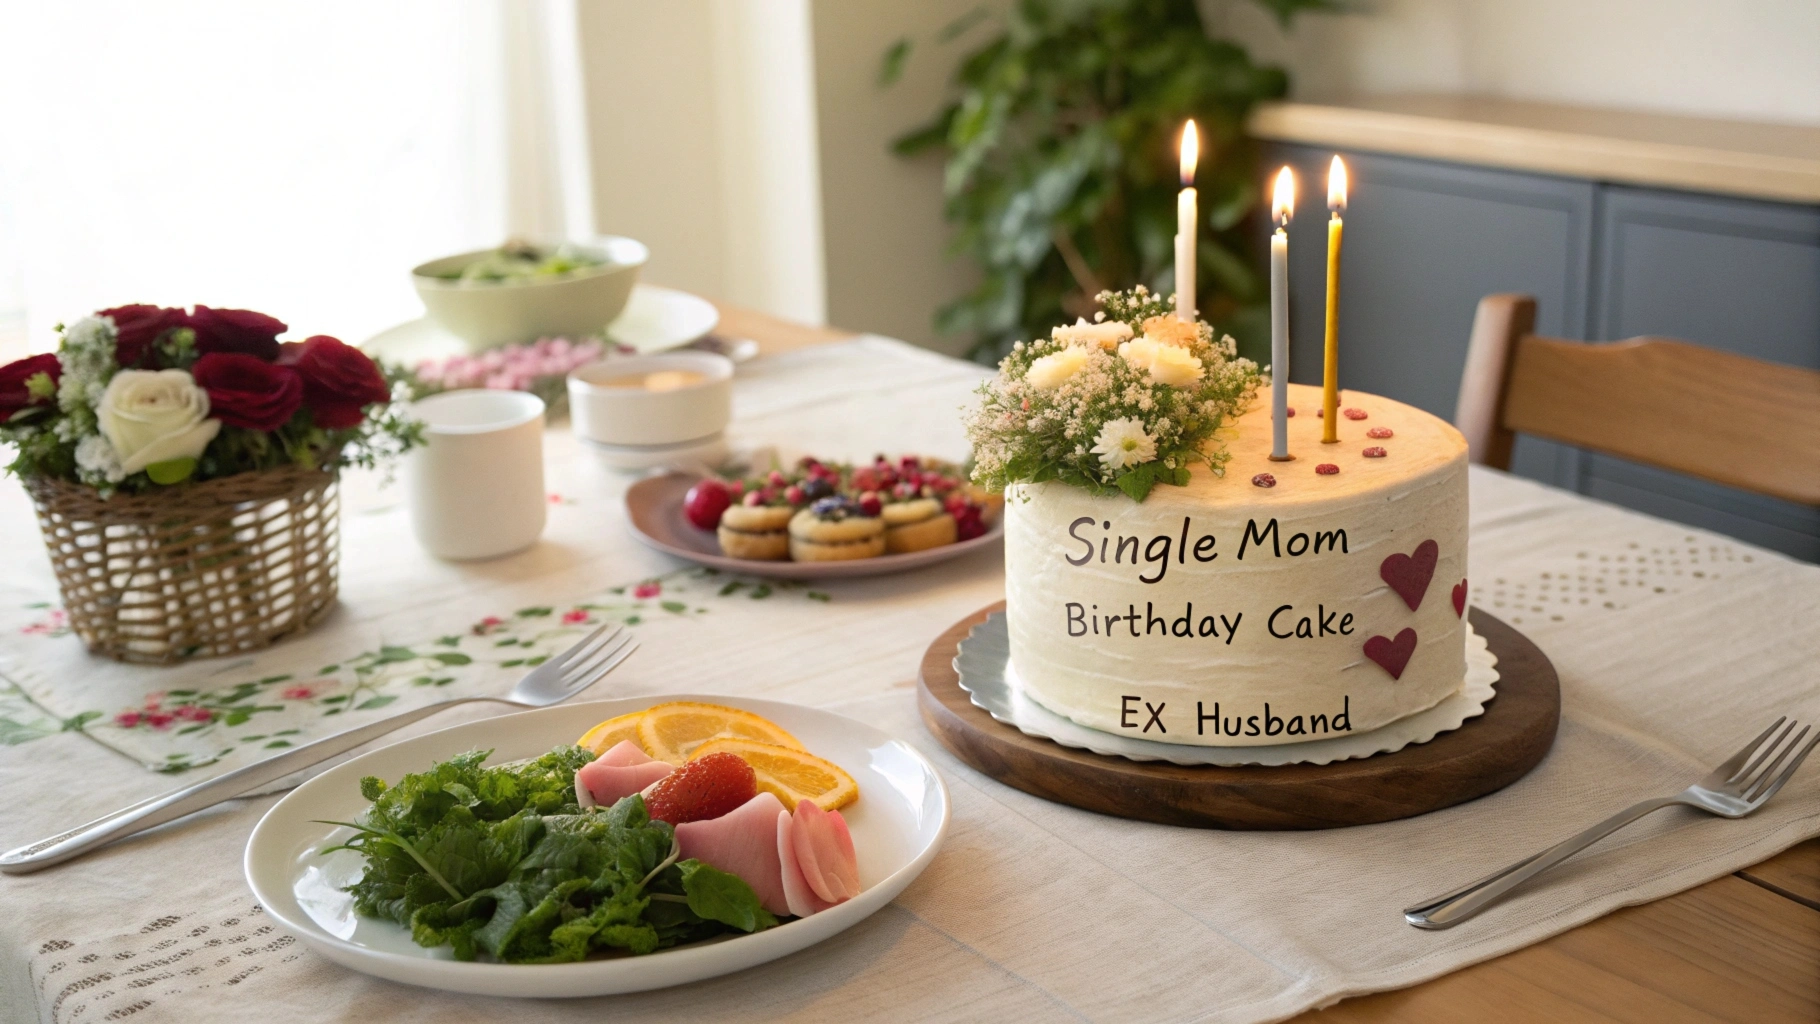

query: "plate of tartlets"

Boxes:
[624, 455, 1004, 579]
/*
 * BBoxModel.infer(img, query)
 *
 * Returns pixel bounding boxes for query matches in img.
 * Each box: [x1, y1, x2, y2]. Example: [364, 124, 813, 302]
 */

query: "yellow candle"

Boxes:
[1322, 156, 1348, 444]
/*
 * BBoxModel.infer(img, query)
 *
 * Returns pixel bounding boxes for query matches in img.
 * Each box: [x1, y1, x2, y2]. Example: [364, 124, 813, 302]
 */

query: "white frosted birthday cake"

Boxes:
[970, 291, 1469, 747]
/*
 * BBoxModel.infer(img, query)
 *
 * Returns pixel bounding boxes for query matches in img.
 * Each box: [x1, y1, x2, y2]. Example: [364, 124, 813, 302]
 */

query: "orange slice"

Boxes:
[637, 701, 806, 765]
[576, 710, 649, 756]
[691, 738, 858, 811]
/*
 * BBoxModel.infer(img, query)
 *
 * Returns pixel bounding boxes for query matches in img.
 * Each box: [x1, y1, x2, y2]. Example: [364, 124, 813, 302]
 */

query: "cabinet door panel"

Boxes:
[1589, 187, 1820, 560]
[1265, 144, 1594, 486]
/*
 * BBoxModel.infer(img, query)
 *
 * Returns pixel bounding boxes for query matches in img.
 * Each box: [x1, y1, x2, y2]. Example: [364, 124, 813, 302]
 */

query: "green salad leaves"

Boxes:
[325, 746, 778, 963]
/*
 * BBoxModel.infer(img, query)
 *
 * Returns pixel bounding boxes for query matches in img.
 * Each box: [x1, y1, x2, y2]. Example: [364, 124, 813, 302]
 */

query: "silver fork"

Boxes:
[1405, 717, 1819, 930]
[0, 621, 637, 875]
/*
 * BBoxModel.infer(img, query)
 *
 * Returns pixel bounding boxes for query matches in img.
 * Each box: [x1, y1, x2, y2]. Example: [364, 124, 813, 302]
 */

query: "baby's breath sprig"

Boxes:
[965, 286, 1261, 502]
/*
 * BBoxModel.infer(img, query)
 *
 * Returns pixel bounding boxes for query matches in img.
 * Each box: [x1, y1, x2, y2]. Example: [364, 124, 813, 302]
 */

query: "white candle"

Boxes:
[1176, 121, 1198, 321]
[1269, 166, 1295, 461]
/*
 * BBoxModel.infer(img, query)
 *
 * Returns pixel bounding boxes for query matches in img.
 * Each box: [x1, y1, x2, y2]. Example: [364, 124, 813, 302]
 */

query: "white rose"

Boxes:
[1051, 317, 1132, 350]
[1025, 346, 1090, 390]
[96, 369, 222, 474]
[1118, 337, 1204, 387]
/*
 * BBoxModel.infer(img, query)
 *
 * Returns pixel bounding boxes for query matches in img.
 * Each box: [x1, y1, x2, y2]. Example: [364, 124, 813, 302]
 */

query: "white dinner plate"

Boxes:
[244, 695, 949, 998]
[364, 283, 722, 365]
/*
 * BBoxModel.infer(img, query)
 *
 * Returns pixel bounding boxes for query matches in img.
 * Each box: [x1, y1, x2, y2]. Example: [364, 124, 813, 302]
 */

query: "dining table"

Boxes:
[0, 300, 1815, 1024]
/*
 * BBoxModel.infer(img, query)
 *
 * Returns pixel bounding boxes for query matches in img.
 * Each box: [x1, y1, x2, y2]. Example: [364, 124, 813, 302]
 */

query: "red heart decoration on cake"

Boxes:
[1363, 628, 1418, 680]
[1452, 579, 1468, 618]
[1380, 539, 1439, 611]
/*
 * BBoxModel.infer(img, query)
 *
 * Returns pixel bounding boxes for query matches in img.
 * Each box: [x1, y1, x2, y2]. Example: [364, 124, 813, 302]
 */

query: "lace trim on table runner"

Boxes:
[31, 901, 308, 1024]
[0, 568, 828, 774]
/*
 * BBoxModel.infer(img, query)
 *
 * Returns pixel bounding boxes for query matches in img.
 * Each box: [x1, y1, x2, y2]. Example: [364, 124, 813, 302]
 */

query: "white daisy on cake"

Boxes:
[1091, 416, 1156, 471]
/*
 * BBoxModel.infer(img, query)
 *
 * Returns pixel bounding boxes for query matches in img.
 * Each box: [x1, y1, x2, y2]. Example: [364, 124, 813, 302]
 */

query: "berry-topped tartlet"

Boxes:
[681, 454, 1002, 564]
[789, 496, 886, 562]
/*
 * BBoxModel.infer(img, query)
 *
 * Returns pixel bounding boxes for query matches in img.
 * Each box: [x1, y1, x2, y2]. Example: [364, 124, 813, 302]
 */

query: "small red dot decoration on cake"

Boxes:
[1251, 473, 1276, 488]
[1315, 463, 1339, 475]
[1285, 407, 1295, 417]
[1343, 407, 1368, 420]
[1363, 446, 1387, 458]
[1367, 427, 1393, 439]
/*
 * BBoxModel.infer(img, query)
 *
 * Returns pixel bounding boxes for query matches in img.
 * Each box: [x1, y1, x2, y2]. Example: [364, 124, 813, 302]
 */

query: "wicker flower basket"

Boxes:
[26, 466, 341, 664]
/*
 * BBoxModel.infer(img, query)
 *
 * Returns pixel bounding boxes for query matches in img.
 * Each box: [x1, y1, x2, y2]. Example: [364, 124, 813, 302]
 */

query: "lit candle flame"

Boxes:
[1271, 166, 1295, 228]
[1328, 155, 1348, 213]
[1180, 120, 1199, 186]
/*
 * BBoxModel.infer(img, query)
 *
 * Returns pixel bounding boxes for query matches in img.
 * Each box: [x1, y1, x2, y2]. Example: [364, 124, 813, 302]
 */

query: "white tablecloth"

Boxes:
[1, 336, 1816, 1024]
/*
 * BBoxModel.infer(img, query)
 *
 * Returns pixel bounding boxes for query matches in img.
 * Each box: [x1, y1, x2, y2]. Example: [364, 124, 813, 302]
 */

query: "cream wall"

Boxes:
[808, 0, 985, 355]
[1205, 0, 1820, 126]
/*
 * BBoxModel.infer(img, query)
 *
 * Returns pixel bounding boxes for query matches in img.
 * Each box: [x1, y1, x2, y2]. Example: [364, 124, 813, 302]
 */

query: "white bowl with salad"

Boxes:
[412, 236, 649, 350]
[243, 694, 948, 997]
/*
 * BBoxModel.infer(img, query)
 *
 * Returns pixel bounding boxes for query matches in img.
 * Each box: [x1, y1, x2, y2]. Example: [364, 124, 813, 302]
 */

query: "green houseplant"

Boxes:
[884, 0, 1331, 363]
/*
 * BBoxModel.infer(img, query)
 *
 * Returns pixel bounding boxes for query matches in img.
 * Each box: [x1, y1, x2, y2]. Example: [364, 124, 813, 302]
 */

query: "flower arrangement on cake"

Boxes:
[965, 286, 1261, 502]
[0, 304, 421, 663]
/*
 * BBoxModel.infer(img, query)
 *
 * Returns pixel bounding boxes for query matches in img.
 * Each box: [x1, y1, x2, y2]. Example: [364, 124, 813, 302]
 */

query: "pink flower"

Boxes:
[175, 705, 213, 722]
[471, 615, 506, 636]
[142, 691, 165, 709]
[115, 710, 142, 728]
[561, 609, 591, 625]
[145, 711, 175, 729]
[280, 680, 334, 705]
[633, 581, 662, 600]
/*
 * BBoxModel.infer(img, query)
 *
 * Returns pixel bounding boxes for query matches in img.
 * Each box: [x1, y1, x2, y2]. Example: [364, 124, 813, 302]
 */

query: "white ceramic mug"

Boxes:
[405, 390, 547, 560]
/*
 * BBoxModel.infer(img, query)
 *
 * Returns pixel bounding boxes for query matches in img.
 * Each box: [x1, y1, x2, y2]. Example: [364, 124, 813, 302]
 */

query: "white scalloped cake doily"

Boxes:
[954, 612, 1499, 766]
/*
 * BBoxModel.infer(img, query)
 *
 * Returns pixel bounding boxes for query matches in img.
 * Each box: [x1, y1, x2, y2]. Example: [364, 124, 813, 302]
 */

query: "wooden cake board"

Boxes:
[917, 603, 1559, 830]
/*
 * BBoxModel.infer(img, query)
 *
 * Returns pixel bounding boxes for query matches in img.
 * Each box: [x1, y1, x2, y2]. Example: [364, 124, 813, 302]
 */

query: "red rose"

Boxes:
[191, 352, 302, 432]
[0, 353, 61, 421]
[99, 304, 188, 368]
[283, 335, 388, 429]
[187, 305, 286, 362]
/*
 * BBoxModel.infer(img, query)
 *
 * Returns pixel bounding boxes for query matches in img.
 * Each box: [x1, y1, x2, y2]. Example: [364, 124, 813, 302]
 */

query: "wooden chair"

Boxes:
[1454, 294, 1820, 506]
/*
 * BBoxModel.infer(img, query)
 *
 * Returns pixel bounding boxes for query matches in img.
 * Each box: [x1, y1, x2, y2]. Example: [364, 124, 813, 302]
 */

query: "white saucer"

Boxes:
[365, 283, 721, 365]
[244, 695, 948, 998]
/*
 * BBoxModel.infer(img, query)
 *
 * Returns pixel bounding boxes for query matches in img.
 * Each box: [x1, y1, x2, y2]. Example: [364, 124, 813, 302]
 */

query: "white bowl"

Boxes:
[412, 237, 648, 350]
[568, 352, 733, 447]
[580, 433, 730, 474]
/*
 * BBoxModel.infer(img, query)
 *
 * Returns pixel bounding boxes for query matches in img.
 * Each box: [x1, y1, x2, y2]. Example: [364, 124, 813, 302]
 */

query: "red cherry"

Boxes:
[784, 484, 806, 505]
[683, 479, 733, 530]
[767, 470, 788, 488]
[899, 455, 921, 473]
[858, 492, 883, 516]
[742, 490, 764, 507]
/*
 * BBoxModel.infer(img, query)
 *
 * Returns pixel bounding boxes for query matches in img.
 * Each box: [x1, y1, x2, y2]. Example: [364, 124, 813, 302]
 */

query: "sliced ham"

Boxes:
[577, 741, 673, 807]
[789, 800, 861, 903]
[778, 800, 860, 917]
[675, 792, 790, 916]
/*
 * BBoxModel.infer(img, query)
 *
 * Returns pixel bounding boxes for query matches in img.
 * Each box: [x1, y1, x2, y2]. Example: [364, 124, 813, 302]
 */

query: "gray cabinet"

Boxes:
[1265, 142, 1820, 561]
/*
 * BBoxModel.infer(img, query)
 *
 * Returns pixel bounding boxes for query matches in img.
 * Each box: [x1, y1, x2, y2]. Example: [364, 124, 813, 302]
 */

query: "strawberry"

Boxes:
[645, 752, 757, 824]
